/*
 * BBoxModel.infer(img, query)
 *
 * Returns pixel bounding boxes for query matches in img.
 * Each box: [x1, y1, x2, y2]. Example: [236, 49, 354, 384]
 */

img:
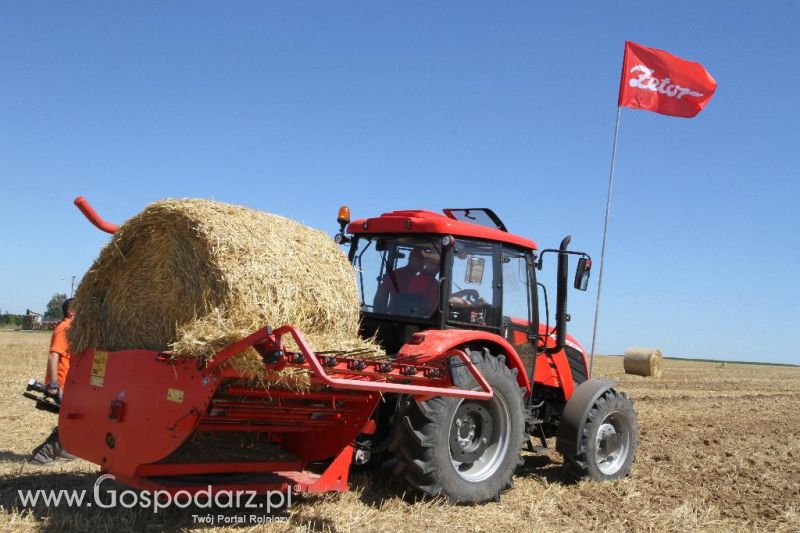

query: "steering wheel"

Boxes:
[452, 289, 483, 305]
[449, 289, 490, 325]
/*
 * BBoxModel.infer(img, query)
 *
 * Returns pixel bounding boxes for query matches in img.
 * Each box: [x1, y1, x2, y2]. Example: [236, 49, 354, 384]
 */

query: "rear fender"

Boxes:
[397, 329, 531, 394]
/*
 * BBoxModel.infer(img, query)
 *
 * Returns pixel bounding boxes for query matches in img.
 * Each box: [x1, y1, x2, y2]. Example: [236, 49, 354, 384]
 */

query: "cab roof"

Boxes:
[347, 209, 537, 250]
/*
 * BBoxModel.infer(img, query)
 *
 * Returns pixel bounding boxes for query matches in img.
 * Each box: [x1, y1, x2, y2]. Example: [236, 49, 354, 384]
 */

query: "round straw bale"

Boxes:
[68, 199, 381, 376]
[623, 347, 663, 378]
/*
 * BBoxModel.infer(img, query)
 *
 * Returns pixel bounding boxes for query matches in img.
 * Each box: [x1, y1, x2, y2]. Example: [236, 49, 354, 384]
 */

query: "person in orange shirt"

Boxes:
[30, 298, 76, 465]
[45, 300, 73, 394]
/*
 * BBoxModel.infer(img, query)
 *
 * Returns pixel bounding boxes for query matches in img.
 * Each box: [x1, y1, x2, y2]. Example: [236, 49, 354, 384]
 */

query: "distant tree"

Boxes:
[0, 312, 23, 326]
[44, 293, 68, 320]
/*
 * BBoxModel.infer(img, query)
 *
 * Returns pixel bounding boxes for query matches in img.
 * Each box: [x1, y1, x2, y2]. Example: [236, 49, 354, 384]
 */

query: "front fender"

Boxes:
[555, 378, 617, 458]
[397, 329, 531, 394]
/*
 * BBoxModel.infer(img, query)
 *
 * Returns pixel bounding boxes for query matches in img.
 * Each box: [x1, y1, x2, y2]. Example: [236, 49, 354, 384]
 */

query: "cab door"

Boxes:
[500, 247, 535, 370]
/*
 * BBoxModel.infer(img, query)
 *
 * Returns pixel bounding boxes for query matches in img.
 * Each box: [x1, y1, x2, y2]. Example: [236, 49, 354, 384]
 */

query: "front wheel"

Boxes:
[389, 349, 526, 503]
[559, 387, 638, 480]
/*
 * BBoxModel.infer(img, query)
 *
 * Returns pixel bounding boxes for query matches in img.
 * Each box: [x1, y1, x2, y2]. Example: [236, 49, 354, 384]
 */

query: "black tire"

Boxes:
[563, 388, 638, 481]
[388, 348, 526, 503]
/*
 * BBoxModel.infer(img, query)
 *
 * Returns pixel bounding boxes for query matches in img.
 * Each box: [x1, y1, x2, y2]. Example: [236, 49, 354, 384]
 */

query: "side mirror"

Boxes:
[574, 257, 591, 291]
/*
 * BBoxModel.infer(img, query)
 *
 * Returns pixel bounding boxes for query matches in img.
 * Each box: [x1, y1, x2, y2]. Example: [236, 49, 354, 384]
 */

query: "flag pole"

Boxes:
[589, 105, 621, 376]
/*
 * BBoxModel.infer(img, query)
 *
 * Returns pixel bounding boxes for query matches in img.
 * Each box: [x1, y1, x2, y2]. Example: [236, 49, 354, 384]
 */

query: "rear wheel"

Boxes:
[562, 388, 638, 480]
[389, 349, 525, 503]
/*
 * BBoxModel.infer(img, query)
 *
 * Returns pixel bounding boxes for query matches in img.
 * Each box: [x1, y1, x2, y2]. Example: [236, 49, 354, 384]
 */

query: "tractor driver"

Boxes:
[374, 246, 441, 316]
[29, 298, 76, 465]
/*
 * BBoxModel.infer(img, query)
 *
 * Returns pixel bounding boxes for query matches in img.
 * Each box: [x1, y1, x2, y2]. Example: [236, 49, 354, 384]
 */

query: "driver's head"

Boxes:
[422, 248, 440, 273]
[408, 248, 426, 270]
[408, 247, 440, 274]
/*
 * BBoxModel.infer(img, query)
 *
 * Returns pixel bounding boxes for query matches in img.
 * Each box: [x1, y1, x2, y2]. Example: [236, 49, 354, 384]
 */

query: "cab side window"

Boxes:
[502, 247, 534, 359]
[502, 249, 530, 323]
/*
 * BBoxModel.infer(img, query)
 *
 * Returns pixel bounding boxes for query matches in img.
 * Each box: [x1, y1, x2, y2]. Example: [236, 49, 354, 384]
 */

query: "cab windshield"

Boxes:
[352, 236, 443, 319]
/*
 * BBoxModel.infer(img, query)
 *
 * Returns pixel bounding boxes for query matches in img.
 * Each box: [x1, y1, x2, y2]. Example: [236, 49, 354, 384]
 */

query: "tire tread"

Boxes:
[388, 348, 525, 503]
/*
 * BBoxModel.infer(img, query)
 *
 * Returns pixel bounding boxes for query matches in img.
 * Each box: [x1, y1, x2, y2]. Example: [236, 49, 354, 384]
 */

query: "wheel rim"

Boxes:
[594, 410, 631, 476]
[448, 392, 510, 483]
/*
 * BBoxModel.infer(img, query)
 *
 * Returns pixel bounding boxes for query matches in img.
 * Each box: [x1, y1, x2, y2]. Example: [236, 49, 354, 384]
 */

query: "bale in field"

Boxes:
[623, 347, 663, 378]
[68, 199, 381, 384]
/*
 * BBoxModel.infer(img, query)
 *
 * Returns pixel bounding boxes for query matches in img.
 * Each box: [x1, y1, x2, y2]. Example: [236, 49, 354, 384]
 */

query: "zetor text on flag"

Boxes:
[618, 41, 716, 118]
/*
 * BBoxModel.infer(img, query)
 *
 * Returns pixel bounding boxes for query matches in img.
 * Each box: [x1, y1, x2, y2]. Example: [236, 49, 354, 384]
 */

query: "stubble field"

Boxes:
[0, 330, 798, 532]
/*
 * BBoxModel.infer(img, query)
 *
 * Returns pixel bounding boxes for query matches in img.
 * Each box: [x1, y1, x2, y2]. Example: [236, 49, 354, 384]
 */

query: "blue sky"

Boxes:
[1, 2, 798, 363]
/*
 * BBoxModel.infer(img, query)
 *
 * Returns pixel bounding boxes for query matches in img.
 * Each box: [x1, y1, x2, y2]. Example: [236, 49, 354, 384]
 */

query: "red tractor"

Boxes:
[59, 200, 637, 505]
[336, 207, 638, 502]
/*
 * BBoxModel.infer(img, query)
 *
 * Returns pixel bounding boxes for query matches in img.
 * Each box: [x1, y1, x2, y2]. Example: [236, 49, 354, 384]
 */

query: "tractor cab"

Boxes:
[339, 209, 538, 357]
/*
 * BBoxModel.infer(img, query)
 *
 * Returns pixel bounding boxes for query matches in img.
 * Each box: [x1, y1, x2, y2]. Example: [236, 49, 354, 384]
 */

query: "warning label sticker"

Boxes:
[91, 351, 108, 387]
[167, 388, 184, 403]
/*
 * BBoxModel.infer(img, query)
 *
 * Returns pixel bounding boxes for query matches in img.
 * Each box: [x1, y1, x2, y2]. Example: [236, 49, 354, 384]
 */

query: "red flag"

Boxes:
[618, 41, 716, 118]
